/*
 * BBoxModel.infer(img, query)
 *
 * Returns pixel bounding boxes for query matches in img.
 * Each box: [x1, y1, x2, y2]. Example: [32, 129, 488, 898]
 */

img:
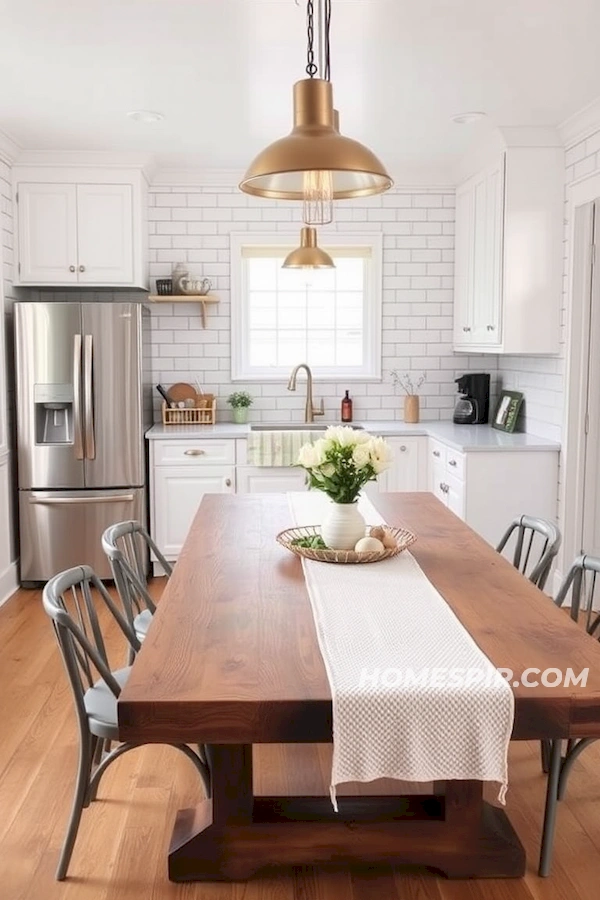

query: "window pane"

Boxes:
[277, 334, 307, 365]
[303, 267, 336, 291]
[279, 307, 306, 328]
[249, 330, 277, 366]
[249, 306, 276, 328]
[307, 331, 336, 366]
[336, 334, 363, 366]
[337, 305, 362, 329]
[249, 290, 277, 308]
[335, 257, 365, 290]
[248, 258, 278, 290]
[308, 303, 335, 328]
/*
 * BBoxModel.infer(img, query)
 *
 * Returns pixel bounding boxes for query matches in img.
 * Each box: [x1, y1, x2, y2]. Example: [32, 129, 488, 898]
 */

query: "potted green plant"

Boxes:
[227, 391, 253, 424]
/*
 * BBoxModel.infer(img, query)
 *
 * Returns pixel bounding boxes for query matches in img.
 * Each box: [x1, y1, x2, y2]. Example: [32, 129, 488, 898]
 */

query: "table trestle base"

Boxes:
[167, 744, 526, 882]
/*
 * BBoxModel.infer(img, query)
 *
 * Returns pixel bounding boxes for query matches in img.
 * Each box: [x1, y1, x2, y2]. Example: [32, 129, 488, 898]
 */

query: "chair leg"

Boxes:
[540, 739, 551, 773]
[558, 738, 596, 800]
[56, 734, 94, 880]
[538, 740, 563, 877]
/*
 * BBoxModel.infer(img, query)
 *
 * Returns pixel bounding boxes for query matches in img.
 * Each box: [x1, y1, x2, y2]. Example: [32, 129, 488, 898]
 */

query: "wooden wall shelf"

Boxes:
[147, 294, 219, 328]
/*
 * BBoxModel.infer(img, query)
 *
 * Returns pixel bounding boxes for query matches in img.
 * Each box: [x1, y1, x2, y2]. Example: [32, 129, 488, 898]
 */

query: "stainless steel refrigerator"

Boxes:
[15, 301, 151, 584]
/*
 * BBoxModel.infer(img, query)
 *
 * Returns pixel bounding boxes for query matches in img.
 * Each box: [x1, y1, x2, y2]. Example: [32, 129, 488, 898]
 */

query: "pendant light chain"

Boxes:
[324, 0, 332, 82]
[305, 0, 318, 77]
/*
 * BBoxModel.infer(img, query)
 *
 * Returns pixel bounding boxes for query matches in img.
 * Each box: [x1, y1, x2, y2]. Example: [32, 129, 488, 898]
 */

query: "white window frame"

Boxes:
[230, 232, 382, 382]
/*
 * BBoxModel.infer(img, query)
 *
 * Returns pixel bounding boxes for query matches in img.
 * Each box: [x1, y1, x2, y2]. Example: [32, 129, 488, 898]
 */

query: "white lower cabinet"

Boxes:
[236, 467, 307, 493]
[385, 437, 428, 491]
[151, 454, 234, 564]
[149, 434, 559, 566]
[427, 438, 558, 547]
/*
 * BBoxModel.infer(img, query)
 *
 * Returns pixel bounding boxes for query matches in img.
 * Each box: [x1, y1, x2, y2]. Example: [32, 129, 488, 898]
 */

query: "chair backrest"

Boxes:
[496, 514, 562, 591]
[101, 521, 172, 630]
[42, 566, 140, 732]
[555, 554, 600, 637]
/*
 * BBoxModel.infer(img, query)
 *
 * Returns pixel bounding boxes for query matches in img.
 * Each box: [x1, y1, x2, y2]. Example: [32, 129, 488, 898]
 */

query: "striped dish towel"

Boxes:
[246, 430, 315, 467]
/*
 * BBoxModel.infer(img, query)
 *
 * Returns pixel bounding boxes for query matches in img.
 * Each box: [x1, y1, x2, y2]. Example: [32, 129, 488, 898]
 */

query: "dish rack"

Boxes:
[161, 399, 216, 425]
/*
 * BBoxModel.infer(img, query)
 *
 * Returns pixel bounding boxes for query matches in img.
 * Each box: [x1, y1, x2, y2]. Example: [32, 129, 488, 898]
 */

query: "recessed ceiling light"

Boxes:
[127, 110, 164, 124]
[451, 111, 487, 125]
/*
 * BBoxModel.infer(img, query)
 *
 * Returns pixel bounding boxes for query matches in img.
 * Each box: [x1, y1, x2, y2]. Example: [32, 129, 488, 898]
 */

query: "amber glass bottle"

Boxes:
[341, 390, 353, 423]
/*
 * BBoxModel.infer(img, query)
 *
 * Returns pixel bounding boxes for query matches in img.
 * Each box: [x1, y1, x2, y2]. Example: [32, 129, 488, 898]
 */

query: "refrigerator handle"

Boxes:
[29, 494, 135, 506]
[84, 334, 96, 460]
[73, 334, 84, 460]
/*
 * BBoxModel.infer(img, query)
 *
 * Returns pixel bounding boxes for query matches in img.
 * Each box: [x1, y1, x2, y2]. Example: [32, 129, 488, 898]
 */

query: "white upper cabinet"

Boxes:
[17, 183, 79, 285]
[76, 184, 134, 284]
[14, 167, 148, 288]
[453, 146, 563, 355]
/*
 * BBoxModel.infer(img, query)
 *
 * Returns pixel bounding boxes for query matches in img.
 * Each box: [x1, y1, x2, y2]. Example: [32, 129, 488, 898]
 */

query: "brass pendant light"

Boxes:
[282, 227, 335, 269]
[240, 0, 392, 206]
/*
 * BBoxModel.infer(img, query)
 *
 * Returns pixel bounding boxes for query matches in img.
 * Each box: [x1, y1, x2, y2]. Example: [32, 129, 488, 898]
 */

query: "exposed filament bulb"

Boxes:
[302, 170, 334, 225]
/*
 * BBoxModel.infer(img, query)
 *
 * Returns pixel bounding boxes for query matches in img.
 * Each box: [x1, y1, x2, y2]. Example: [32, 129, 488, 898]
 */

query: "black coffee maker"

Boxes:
[453, 373, 490, 424]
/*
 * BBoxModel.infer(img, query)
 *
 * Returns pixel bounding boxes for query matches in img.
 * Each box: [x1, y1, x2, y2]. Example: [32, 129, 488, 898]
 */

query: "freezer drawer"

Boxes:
[19, 488, 145, 584]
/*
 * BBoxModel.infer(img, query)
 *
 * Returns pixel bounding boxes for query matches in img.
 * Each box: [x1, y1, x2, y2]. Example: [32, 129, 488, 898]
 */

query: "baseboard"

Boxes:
[0, 560, 19, 608]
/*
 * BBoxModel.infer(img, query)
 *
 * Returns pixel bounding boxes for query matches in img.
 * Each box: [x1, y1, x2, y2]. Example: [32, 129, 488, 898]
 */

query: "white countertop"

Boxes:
[146, 421, 560, 453]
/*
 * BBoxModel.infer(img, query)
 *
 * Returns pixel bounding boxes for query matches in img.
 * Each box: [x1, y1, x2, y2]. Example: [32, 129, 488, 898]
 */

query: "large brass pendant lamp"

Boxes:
[239, 0, 392, 223]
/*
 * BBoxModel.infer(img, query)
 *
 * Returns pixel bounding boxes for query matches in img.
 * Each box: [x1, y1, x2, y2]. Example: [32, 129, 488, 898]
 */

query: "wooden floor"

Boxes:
[1, 582, 600, 900]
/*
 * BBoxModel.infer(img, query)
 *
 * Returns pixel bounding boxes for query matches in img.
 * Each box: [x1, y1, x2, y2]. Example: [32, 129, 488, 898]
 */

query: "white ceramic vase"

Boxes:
[321, 501, 366, 550]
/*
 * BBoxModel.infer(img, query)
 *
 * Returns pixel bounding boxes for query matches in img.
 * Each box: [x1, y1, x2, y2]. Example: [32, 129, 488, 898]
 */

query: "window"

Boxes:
[231, 233, 382, 381]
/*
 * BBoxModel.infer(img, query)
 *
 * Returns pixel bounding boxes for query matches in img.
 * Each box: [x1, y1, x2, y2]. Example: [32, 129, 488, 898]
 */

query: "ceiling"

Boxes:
[1, 0, 600, 178]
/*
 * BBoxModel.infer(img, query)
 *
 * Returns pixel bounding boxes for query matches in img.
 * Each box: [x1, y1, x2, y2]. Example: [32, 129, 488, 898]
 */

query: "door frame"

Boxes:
[561, 171, 600, 588]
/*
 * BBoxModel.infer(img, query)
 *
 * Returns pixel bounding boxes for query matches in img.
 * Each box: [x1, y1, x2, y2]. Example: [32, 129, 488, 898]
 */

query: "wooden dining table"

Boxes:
[118, 492, 600, 882]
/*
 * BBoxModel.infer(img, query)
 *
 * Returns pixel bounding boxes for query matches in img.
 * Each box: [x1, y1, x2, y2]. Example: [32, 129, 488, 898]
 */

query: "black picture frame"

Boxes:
[492, 390, 524, 433]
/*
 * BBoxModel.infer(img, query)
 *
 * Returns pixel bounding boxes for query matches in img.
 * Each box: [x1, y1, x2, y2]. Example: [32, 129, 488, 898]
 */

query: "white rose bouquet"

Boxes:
[297, 426, 393, 503]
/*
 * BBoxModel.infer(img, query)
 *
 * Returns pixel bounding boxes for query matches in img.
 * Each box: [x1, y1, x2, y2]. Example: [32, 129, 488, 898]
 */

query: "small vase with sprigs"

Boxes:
[390, 370, 426, 423]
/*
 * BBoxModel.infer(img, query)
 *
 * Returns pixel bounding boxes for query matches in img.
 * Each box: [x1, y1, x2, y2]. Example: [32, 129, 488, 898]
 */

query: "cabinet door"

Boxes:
[453, 179, 474, 346]
[385, 438, 423, 491]
[445, 473, 466, 519]
[76, 184, 134, 284]
[236, 467, 307, 493]
[471, 163, 503, 345]
[428, 456, 447, 504]
[153, 466, 234, 559]
[17, 183, 78, 284]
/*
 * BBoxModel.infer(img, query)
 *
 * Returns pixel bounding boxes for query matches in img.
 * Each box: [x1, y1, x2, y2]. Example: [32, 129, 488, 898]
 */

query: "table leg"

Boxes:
[168, 745, 525, 882]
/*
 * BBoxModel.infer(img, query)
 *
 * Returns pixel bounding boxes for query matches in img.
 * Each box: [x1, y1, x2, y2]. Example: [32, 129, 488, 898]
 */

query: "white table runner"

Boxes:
[288, 491, 514, 809]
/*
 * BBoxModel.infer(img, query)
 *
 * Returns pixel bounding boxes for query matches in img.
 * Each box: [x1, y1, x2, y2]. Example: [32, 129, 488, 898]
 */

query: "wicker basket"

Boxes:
[161, 399, 216, 425]
[276, 525, 416, 564]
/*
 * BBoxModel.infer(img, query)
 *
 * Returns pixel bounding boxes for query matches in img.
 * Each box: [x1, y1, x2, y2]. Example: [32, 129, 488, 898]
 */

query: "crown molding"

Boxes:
[559, 96, 600, 149]
[453, 125, 563, 184]
[13, 149, 156, 179]
[0, 128, 20, 164]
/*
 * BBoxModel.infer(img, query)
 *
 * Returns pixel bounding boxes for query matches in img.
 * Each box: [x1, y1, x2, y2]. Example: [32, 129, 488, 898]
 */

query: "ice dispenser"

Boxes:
[34, 384, 74, 445]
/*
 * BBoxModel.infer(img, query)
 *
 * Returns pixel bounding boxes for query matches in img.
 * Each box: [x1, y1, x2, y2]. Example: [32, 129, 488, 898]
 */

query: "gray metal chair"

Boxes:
[496, 514, 562, 592]
[43, 565, 210, 880]
[496, 515, 562, 778]
[102, 520, 172, 651]
[539, 554, 600, 876]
